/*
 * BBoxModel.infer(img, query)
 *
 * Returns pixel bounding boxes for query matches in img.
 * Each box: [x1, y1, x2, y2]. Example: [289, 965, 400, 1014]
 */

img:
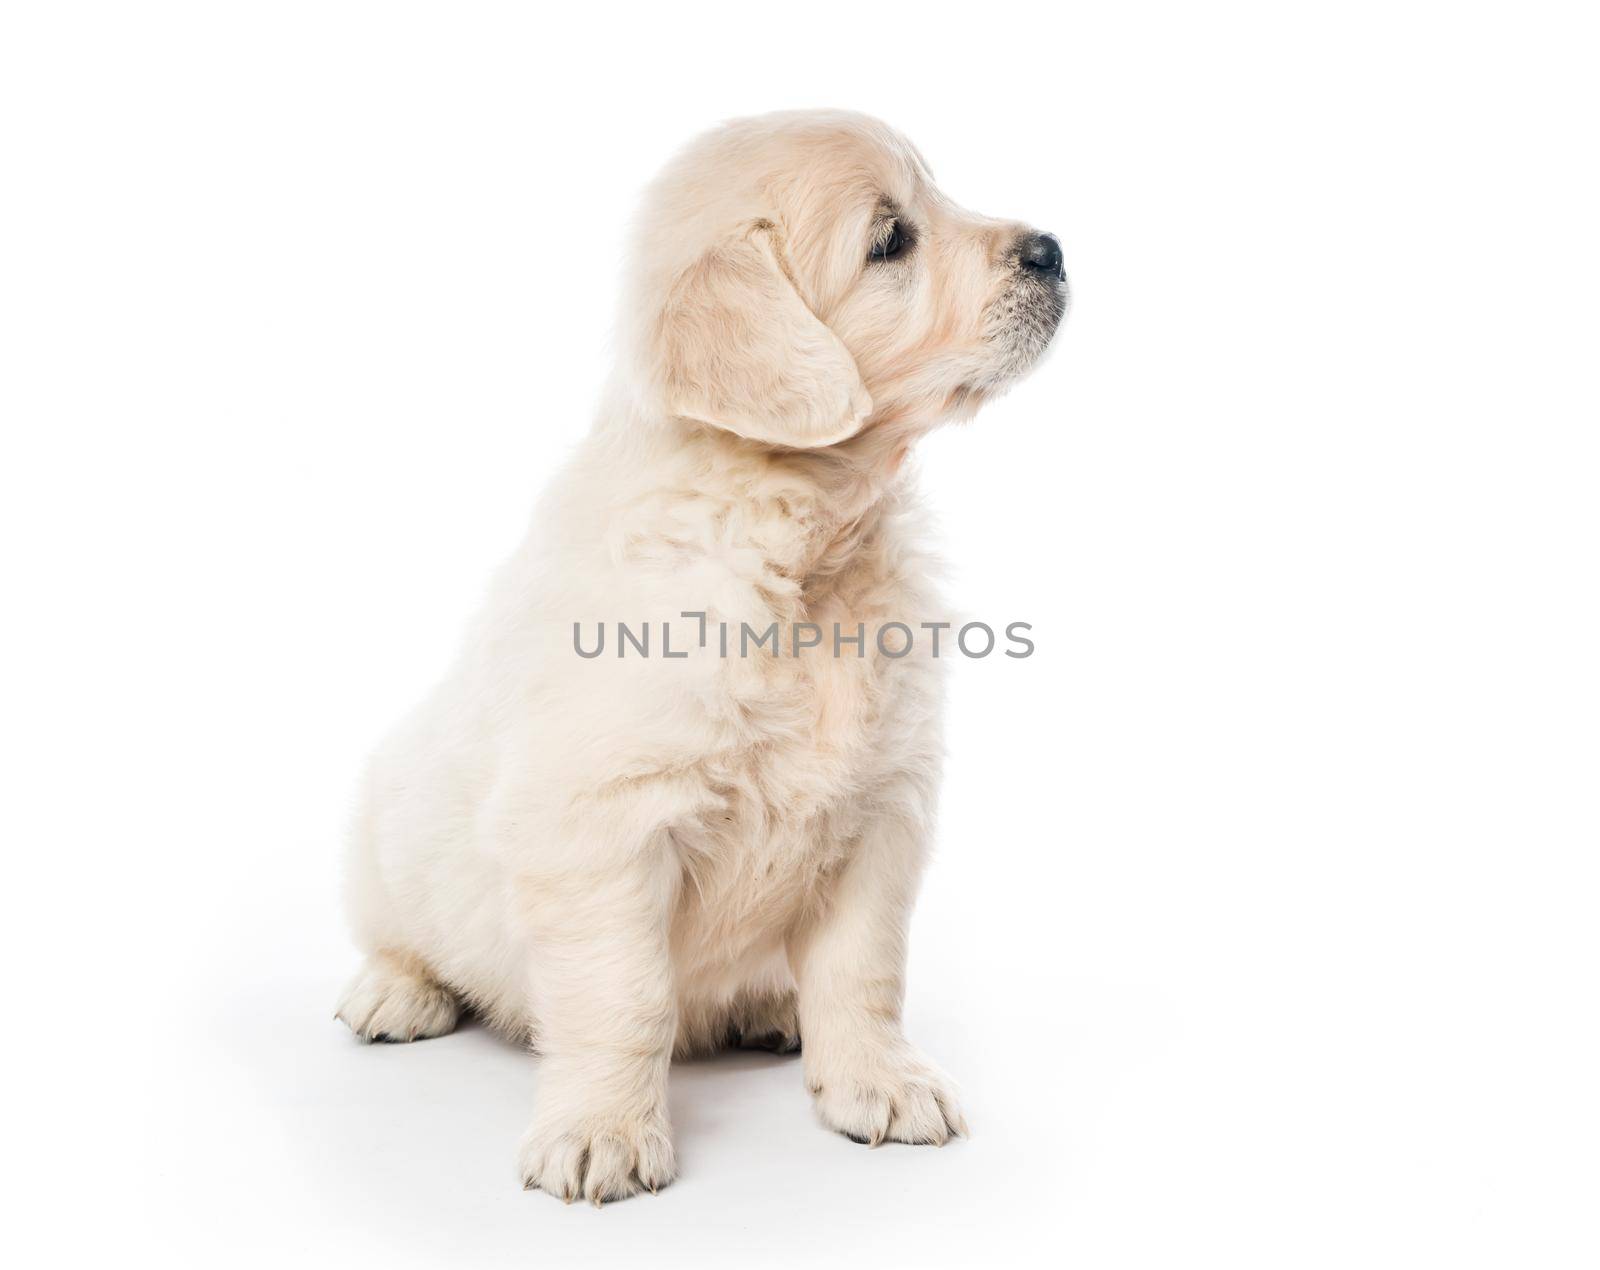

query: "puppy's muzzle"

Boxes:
[1014, 228, 1069, 331]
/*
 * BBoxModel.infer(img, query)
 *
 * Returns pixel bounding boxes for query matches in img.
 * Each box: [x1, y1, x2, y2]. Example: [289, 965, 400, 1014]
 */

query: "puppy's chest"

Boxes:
[683, 630, 927, 937]
[671, 493, 942, 918]
[748, 628, 897, 789]
[708, 580, 938, 827]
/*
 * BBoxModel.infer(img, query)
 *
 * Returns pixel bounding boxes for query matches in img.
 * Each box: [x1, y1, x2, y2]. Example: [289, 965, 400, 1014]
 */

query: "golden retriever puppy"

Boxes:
[336, 109, 1067, 1203]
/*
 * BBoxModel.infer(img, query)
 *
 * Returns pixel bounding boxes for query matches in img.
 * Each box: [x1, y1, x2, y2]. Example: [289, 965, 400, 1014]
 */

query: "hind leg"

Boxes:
[336, 950, 461, 1043]
[675, 984, 801, 1057]
[728, 985, 801, 1053]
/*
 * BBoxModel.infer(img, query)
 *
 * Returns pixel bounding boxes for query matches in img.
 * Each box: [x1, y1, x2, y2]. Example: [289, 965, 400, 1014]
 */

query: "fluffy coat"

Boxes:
[337, 109, 1066, 1203]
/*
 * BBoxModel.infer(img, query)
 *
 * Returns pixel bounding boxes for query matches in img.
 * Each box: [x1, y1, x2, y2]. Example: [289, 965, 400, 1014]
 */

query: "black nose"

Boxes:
[1019, 232, 1063, 281]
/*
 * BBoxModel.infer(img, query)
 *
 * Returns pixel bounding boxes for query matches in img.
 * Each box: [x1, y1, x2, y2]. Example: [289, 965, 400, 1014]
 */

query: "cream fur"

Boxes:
[336, 109, 1066, 1204]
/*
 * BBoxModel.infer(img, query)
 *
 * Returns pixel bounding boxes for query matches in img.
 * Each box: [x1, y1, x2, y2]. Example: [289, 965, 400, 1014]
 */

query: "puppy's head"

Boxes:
[624, 110, 1067, 449]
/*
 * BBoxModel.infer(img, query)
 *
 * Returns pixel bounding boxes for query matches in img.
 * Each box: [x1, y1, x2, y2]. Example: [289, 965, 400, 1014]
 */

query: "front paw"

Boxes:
[518, 1100, 675, 1206]
[807, 1044, 968, 1146]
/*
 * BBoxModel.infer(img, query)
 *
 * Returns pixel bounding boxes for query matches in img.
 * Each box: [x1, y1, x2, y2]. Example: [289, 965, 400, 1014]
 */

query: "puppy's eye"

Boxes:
[868, 220, 911, 262]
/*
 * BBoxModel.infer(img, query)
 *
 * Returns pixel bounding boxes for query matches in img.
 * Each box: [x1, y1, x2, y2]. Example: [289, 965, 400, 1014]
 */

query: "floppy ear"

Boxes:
[656, 220, 872, 448]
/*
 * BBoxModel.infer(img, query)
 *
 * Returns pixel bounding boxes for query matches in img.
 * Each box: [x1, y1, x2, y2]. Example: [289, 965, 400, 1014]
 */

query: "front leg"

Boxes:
[516, 848, 679, 1204]
[789, 805, 968, 1146]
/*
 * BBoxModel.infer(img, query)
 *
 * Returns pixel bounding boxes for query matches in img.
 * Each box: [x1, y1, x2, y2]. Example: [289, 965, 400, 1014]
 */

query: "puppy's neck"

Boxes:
[680, 417, 920, 589]
[791, 419, 917, 517]
[584, 390, 934, 602]
[749, 414, 941, 606]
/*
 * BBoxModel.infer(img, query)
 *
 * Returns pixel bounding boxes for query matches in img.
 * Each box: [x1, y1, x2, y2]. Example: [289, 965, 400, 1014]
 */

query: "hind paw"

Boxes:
[335, 952, 460, 1043]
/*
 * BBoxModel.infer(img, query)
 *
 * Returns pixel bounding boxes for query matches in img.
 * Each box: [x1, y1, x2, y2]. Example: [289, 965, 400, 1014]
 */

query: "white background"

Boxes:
[4, 2, 1597, 1266]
